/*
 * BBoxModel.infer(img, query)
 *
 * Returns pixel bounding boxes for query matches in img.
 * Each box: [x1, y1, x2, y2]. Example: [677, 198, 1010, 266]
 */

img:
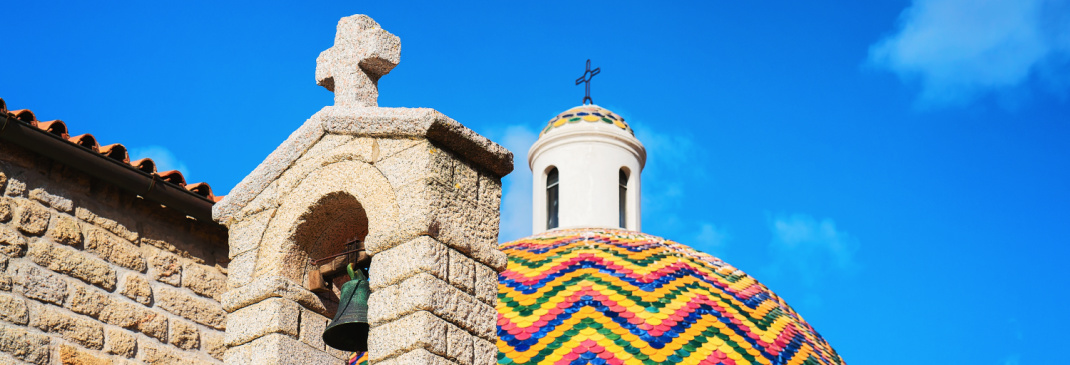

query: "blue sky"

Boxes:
[4, 1, 1069, 363]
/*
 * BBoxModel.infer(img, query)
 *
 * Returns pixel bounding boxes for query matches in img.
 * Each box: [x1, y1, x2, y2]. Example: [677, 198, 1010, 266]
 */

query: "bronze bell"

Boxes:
[322, 264, 370, 352]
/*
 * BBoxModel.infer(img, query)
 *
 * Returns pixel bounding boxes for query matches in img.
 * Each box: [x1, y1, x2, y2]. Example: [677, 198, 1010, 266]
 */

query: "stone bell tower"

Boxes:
[212, 15, 512, 365]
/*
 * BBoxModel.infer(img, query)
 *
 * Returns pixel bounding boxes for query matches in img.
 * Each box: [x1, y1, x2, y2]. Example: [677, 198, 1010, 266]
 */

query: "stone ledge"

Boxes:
[368, 310, 447, 362]
[374, 348, 459, 365]
[214, 106, 513, 224]
[368, 272, 497, 341]
[224, 333, 339, 365]
[368, 236, 449, 291]
[224, 297, 300, 347]
[220, 275, 326, 315]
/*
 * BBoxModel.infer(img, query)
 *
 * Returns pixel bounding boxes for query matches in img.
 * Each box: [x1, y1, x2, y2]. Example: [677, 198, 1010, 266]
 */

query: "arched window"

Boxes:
[619, 169, 628, 228]
[547, 168, 559, 229]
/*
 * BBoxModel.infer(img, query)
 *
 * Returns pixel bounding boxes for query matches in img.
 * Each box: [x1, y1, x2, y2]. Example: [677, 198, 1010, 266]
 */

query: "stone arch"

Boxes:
[253, 160, 399, 293]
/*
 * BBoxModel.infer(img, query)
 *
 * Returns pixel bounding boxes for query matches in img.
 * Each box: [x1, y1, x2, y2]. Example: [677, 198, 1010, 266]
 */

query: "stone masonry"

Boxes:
[213, 14, 512, 365]
[0, 140, 229, 363]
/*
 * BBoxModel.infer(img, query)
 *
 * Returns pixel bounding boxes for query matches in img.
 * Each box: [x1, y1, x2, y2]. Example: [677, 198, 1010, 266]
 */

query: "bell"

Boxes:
[322, 264, 370, 352]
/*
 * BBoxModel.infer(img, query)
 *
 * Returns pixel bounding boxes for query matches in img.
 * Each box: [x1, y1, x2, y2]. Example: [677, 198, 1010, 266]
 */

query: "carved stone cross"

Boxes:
[316, 15, 401, 107]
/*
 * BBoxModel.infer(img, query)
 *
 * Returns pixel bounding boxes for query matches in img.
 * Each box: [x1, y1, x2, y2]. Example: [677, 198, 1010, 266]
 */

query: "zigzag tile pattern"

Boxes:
[496, 228, 844, 365]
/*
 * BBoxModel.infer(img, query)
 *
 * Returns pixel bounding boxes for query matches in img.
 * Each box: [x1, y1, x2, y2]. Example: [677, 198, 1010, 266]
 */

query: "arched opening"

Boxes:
[292, 191, 370, 316]
[547, 167, 559, 230]
[619, 168, 628, 229]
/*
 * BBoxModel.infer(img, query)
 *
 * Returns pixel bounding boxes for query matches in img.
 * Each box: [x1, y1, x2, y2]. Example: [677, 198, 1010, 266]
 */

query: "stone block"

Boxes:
[49, 214, 83, 246]
[149, 251, 182, 286]
[369, 273, 490, 338]
[225, 250, 255, 289]
[119, 273, 153, 305]
[374, 139, 450, 188]
[170, 319, 201, 350]
[99, 299, 168, 341]
[226, 211, 270, 259]
[368, 311, 448, 362]
[446, 324, 474, 365]
[0, 323, 51, 364]
[0, 198, 12, 222]
[241, 179, 280, 219]
[30, 302, 105, 349]
[184, 263, 226, 300]
[29, 188, 73, 213]
[448, 248, 476, 295]
[477, 173, 502, 211]
[368, 236, 449, 290]
[4, 178, 25, 197]
[13, 264, 67, 305]
[75, 207, 138, 243]
[156, 286, 226, 329]
[224, 297, 300, 347]
[66, 284, 109, 318]
[104, 327, 137, 358]
[472, 301, 497, 342]
[453, 159, 479, 200]
[223, 333, 339, 365]
[474, 262, 498, 307]
[473, 337, 497, 365]
[471, 240, 508, 273]
[58, 344, 109, 365]
[374, 348, 457, 365]
[28, 239, 116, 291]
[0, 292, 28, 325]
[203, 330, 226, 361]
[16, 200, 50, 236]
[139, 339, 214, 365]
[0, 225, 27, 257]
[138, 311, 169, 342]
[298, 308, 328, 350]
[85, 228, 146, 272]
[220, 275, 325, 316]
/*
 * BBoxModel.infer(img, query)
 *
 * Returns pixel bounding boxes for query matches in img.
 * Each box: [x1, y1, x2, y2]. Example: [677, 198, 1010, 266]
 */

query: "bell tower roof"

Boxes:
[538, 104, 634, 137]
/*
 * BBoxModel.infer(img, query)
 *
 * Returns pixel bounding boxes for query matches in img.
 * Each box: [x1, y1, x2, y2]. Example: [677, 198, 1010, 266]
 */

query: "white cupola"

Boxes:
[529, 104, 646, 234]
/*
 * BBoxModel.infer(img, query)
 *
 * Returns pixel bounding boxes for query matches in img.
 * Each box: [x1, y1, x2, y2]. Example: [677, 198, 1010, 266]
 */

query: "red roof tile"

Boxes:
[0, 97, 221, 202]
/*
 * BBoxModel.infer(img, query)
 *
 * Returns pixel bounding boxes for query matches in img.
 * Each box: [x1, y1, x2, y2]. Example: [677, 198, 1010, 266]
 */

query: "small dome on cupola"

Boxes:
[540, 105, 633, 137]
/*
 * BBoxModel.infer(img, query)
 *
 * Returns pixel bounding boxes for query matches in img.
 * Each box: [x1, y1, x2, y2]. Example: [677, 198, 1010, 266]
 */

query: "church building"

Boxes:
[0, 14, 842, 365]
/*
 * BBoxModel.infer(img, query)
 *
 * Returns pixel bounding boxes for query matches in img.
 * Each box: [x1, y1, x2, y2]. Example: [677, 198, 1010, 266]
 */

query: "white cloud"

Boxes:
[868, 0, 1070, 106]
[494, 125, 538, 243]
[634, 126, 710, 233]
[128, 145, 190, 176]
[762, 214, 860, 288]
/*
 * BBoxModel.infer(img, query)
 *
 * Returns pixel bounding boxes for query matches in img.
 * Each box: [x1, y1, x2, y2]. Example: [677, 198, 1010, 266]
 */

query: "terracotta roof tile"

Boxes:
[99, 143, 129, 164]
[69, 134, 101, 152]
[37, 120, 69, 139]
[131, 158, 156, 174]
[158, 170, 186, 187]
[0, 97, 222, 203]
[10, 109, 37, 126]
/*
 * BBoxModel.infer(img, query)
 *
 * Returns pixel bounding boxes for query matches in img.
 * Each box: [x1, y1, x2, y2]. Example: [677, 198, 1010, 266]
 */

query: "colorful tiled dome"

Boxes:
[346, 228, 843, 365]
[541, 105, 632, 137]
[495, 228, 844, 365]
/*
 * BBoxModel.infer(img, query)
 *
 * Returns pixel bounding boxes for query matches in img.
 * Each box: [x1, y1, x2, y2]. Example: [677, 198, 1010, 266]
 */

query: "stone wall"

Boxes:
[0, 141, 229, 364]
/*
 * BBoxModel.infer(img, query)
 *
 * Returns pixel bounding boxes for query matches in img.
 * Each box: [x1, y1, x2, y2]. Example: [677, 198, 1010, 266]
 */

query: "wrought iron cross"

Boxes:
[575, 59, 601, 105]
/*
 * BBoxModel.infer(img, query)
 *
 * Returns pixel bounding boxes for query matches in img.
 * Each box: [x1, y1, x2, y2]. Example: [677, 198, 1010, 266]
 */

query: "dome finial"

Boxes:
[574, 59, 601, 105]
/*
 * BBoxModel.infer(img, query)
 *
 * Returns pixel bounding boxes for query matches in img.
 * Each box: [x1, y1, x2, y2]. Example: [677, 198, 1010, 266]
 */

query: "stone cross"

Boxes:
[316, 15, 401, 107]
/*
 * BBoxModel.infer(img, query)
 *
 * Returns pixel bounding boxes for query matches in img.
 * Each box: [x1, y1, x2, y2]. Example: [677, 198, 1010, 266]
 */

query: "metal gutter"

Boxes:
[0, 113, 216, 223]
